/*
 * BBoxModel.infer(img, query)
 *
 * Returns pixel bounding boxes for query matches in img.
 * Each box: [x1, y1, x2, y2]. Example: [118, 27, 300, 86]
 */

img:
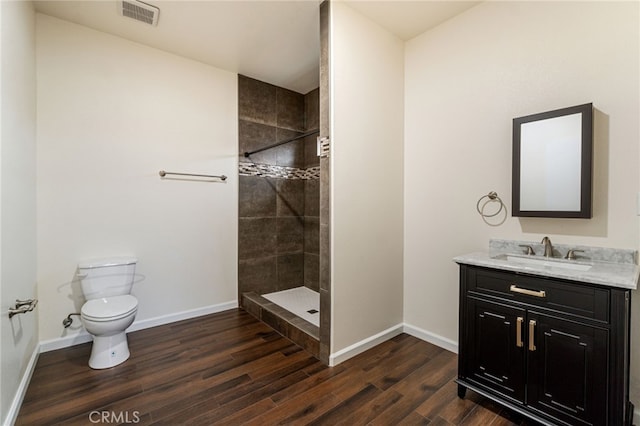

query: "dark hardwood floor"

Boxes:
[16, 309, 534, 425]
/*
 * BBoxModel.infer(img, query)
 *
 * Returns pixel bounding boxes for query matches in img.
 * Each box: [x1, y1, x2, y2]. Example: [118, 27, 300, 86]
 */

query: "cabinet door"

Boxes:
[527, 311, 608, 425]
[464, 297, 526, 403]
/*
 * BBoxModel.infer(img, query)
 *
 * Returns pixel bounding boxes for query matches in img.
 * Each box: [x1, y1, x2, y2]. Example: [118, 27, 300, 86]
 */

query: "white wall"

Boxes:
[330, 2, 404, 355]
[0, 1, 38, 424]
[36, 14, 238, 342]
[404, 0, 639, 408]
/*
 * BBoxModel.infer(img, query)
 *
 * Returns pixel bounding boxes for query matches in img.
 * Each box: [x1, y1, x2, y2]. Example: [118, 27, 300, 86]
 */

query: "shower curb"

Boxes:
[241, 292, 320, 358]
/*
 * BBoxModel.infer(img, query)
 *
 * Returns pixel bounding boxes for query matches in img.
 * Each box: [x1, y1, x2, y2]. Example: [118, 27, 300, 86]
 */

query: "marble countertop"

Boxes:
[454, 251, 639, 290]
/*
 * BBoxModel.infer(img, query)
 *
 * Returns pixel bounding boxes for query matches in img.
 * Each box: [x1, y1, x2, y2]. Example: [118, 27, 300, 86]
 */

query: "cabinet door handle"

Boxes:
[510, 285, 546, 298]
[516, 317, 524, 347]
[528, 320, 537, 351]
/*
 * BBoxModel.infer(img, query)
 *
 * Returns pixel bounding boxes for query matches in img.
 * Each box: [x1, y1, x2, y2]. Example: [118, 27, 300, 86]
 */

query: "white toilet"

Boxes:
[77, 256, 138, 369]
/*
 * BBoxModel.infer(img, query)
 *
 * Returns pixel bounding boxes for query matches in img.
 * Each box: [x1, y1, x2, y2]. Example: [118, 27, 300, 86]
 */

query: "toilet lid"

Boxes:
[82, 295, 138, 321]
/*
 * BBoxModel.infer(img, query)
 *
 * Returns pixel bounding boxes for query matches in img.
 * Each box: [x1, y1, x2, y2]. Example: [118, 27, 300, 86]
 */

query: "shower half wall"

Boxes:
[238, 75, 320, 356]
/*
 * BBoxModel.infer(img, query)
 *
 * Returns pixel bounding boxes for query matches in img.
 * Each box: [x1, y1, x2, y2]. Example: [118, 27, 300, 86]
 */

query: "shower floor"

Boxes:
[262, 286, 320, 327]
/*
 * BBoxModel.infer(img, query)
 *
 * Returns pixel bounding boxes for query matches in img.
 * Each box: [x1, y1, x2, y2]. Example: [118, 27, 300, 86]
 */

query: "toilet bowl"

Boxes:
[81, 295, 138, 369]
[78, 256, 138, 369]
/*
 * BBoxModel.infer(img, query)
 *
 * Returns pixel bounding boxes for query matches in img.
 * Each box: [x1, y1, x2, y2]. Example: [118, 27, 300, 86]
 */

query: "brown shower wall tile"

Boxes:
[304, 89, 320, 169]
[304, 134, 319, 169]
[276, 179, 305, 217]
[275, 128, 305, 168]
[239, 176, 276, 218]
[319, 223, 330, 293]
[304, 179, 319, 216]
[238, 217, 277, 259]
[238, 257, 277, 295]
[304, 216, 319, 255]
[277, 253, 304, 290]
[319, 287, 330, 361]
[238, 119, 277, 164]
[238, 75, 277, 125]
[304, 253, 319, 291]
[276, 140, 306, 169]
[277, 217, 304, 254]
[276, 87, 305, 131]
[305, 88, 319, 131]
[319, 157, 330, 225]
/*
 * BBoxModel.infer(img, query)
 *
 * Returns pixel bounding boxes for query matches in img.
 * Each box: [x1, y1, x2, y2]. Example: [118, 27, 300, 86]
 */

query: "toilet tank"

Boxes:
[78, 256, 138, 300]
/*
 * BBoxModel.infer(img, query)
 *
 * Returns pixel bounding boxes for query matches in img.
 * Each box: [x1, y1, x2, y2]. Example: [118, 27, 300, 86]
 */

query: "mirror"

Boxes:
[512, 103, 593, 218]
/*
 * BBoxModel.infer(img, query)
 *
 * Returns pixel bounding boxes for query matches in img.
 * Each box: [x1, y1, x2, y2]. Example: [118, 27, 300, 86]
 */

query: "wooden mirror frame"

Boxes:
[512, 103, 593, 218]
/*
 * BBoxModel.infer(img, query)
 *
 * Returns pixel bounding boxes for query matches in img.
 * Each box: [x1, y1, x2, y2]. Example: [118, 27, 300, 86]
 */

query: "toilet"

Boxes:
[77, 256, 138, 369]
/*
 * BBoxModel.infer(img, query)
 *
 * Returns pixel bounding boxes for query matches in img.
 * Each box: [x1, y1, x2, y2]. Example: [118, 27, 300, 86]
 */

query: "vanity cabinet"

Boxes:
[457, 264, 633, 426]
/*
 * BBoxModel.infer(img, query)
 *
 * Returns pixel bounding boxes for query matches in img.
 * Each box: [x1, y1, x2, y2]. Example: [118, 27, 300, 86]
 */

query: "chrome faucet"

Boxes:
[541, 236, 553, 257]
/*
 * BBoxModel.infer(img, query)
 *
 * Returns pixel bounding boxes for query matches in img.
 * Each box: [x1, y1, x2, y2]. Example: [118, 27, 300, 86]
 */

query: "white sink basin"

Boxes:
[502, 255, 592, 271]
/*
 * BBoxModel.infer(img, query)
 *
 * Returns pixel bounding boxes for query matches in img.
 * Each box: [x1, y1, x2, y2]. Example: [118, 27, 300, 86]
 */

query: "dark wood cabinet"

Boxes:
[464, 297, 526, 403]
[457, 264, 633, 426]
[526, 311, 608, 425]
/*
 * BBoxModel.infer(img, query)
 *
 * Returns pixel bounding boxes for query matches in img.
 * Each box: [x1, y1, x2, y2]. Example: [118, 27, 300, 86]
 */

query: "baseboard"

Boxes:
[634, 407, 639, 425]
[329, 323, 404, 366]
[39, 332, 93, 353]
[328, 323, 459, 366]
[402, 322, 458, 354]
[4, 343, 40, 426]
[40, 300, 237, 353]
[127, 300, 238, 334]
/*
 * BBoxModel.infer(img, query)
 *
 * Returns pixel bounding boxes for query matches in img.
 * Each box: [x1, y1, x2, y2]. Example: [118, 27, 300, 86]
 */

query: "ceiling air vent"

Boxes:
[119, 0, 159, 26]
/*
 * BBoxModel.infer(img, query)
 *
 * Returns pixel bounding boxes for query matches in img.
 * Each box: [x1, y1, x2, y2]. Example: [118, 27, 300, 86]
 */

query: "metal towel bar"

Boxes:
[159, 170, 227, 181]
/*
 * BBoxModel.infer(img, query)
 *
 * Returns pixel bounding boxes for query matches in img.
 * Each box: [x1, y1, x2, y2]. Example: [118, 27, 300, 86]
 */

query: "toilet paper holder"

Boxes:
[8, 298, 38, 319]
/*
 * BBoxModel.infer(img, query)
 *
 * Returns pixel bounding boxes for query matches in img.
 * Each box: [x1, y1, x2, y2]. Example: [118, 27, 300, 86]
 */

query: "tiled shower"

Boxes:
[238, 75, 321, 355]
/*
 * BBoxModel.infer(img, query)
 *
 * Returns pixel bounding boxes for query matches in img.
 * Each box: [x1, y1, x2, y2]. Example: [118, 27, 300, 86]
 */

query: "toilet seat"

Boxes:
[82, 295, 138, 322]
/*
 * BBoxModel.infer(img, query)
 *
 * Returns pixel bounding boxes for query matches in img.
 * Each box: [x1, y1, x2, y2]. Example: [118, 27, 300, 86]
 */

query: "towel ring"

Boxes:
[477, 191, 507, 226]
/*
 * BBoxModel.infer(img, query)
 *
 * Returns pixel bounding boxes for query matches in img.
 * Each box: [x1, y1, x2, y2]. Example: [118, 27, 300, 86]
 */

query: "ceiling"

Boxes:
[33, 0, 479, 94]
[344, 1, 479, 41]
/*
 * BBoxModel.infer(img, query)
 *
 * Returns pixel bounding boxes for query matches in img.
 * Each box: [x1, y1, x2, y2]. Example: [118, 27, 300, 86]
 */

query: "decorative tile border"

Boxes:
[305, 166, 320, 179]
[239, 161, 320, 180]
